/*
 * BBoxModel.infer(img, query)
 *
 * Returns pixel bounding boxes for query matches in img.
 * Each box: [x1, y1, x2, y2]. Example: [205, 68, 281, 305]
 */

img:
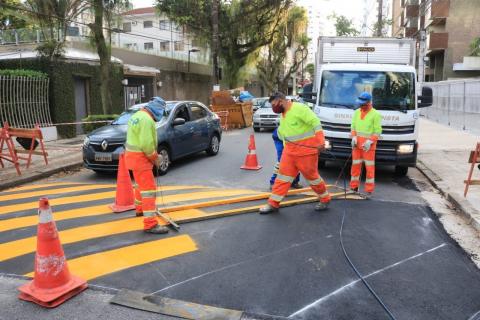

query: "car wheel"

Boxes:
[254, 127, 260, 132]
[206, 134, 220, 156]
[154, 146, 170, 176]
[394, 165, 408, 177]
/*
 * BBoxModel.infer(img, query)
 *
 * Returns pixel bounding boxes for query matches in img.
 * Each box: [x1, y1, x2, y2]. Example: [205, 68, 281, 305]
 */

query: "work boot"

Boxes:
[145, 225, 169, 234]
[291, 182, 304, 189]
[259, 204, 279, 214]
[315, 202, 330, 211]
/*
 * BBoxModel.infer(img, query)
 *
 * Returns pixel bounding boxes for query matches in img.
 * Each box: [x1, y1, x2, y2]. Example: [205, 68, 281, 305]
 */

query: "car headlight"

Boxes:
[324, 139, 332, 150]
[83, 137, 90, 148]
[397, 144, 414, 154]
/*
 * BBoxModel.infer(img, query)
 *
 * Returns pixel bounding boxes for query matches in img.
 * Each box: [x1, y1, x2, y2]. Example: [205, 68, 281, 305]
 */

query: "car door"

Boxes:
[169, 104, 194, 158]
[188, 103, 210, 151]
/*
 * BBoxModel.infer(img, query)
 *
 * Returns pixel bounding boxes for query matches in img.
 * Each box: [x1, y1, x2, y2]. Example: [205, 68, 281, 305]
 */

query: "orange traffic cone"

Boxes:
[109, 153, 135, 213]
[18, 198, 88, 308]
[241, 134, 262, 170]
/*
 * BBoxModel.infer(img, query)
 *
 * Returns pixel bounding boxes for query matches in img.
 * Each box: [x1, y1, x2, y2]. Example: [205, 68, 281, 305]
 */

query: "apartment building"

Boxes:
[392, 0, 480, 81]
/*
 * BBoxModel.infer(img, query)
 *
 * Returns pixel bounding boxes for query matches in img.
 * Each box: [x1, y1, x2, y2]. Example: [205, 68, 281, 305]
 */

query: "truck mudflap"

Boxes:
[320, 138, 418, 167]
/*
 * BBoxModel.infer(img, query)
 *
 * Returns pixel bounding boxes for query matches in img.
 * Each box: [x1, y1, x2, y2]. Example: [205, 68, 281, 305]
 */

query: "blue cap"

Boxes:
[144, 97, 166, 121]
[355, 92, 372, 107]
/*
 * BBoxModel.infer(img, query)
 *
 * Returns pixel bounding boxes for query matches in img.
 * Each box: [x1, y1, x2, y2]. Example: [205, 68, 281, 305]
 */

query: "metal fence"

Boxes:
[0, 76, 52, 128]
[420, 79, 480, 136]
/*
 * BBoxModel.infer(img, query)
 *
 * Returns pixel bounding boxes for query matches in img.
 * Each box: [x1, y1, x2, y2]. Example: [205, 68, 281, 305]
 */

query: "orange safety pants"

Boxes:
[125, 151, 158, 230]
[268, 152, 330, 208]
[350, 137, 376, 193]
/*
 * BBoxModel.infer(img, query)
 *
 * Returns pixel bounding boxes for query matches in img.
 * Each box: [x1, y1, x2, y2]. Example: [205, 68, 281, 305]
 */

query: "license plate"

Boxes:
[94, 152, 112, 162]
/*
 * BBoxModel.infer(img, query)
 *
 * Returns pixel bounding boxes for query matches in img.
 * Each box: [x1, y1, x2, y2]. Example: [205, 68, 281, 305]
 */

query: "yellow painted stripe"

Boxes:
[0, 185, 207, 216]
[0, 189, 254, 232]
[2, 182, 83, 193]
[25, 235, 197, 280]
[0, 184, 115, 202]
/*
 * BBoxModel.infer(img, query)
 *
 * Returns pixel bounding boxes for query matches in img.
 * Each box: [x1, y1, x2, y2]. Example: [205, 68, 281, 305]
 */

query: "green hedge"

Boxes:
[0, 58, 124, 138]
[0, 69, 48, 78]
[81, 114, 119, 133]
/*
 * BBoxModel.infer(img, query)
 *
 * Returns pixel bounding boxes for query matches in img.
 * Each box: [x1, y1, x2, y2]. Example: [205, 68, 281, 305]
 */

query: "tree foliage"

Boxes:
[305, 63, 314, 79]
[0, 0, 30, 30]
[469, 37, 480, 57]
[255, 6, 310, 93]
[372, 18, 392, 37]
[156, 0, 292, 87]
[329, 14, 359, 37]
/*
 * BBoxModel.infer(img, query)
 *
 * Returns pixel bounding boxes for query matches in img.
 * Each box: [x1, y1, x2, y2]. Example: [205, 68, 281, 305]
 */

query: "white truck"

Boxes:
[308, 37, 433, 176]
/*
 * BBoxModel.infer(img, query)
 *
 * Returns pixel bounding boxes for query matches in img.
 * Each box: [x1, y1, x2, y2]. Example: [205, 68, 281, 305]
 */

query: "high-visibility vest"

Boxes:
[351, 106, 382, 141]
[277, 102, 324, 155]
[125, 109, 157, 160]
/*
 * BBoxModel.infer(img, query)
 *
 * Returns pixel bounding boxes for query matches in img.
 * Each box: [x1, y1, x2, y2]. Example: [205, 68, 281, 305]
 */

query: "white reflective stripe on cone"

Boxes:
[38, 208, 54, 223]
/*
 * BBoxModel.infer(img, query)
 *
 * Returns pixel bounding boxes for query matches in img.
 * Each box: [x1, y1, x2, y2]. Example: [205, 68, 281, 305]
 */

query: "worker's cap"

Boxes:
[144, 96, 166, 121]
[355, 91, 372, 107]
[269, 92, 286, 103]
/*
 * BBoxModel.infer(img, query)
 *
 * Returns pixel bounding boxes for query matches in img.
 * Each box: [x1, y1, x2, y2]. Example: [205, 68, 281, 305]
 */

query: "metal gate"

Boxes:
[124, 86, 142, 110]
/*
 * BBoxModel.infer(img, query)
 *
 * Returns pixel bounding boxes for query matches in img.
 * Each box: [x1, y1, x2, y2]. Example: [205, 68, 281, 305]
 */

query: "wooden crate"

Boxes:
[212, 102, 253, 128]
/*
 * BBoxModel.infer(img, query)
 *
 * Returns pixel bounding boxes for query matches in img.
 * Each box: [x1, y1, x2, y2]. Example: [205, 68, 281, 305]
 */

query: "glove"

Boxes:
[363, 139, 373, 152]
[351, 136, 357, 148]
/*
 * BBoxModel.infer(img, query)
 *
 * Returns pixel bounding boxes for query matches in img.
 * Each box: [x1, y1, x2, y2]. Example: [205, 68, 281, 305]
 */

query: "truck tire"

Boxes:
[395, 165, 408, 177]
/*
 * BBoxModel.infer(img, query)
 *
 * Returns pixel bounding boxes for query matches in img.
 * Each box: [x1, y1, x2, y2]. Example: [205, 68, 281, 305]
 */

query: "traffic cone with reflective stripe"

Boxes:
[109, 153, 135, 213]
[18, 198, 88, 308]
[241, 134, 262, 170]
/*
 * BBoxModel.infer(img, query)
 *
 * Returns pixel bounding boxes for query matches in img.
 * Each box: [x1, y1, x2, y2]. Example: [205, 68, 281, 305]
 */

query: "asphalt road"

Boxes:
[1, 127, 480, 320]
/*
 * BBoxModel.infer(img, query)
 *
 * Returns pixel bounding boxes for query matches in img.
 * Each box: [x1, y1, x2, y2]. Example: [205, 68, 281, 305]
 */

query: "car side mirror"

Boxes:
[172, 118, 186, 126]
[418, 86, 433, 108]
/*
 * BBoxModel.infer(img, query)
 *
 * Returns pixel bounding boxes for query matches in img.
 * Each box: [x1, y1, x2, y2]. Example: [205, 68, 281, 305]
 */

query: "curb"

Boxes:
[416, 158, 480, 232]
[0, 160, 83, 192]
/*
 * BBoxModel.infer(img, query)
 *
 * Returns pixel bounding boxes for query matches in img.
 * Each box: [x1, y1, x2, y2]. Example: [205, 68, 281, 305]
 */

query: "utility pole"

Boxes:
[418, 29, 426, 83]
[376, 0, 383, 37]
[211, 0, 220, 86]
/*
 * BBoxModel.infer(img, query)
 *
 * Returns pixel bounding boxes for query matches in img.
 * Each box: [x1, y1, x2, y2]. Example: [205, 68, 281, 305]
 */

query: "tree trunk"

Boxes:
[211, 0, 219, 85]
[90, 0, 112, 114]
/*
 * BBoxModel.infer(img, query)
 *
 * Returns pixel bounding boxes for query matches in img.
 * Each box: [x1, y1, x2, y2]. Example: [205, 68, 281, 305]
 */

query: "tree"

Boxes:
[372, 18, 392, 37]
[329, 14, 359, 37]
[0, 0, 30, 30]
[305, 63, 314, 79]
[255, 6, 310, 93]
[24, 0, 88, 58]
[469, 37, 480, 57]
[156, 0, 292, 88]
[88, 0, 129, 114]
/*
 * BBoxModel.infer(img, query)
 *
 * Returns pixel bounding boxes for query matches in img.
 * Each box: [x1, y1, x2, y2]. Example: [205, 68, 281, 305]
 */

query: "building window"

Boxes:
[143, 20, 153, 28]
[174, 41, 184, 51]
[159, 19, 170, 30]
[123, 22, 131, 32]
[172, 23, 182, 32]
[125, 43, 136, 49]
[144, 42, 154, 50]
[160, 41, 170, 51]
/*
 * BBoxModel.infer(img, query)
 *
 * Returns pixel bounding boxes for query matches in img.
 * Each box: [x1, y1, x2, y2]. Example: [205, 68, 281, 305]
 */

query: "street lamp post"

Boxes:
[188, 48, 200, 72]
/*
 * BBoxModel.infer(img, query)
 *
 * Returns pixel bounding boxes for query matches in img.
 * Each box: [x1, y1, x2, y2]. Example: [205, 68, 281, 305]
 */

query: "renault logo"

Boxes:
[101, 140, 108, 151]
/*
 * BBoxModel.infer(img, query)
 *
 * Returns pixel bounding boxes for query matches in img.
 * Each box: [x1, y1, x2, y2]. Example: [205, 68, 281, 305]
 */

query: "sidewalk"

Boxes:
[417, 118, 480, 231]
[0, 136, 84, 191]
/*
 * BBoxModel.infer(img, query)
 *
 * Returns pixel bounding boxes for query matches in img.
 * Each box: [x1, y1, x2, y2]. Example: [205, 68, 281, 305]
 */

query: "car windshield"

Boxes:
[319, 70, 415, 111]
[111, 103, 176, 125]
[260, 101, 272, 108]
[253, 98, 268, 106]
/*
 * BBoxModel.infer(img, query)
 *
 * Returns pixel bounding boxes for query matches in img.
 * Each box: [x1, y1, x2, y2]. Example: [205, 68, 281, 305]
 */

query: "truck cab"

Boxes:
[312, 37, 433, 176]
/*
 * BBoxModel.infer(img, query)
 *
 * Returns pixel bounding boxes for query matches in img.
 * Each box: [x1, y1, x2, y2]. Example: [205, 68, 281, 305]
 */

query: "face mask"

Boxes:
[272, 102, 284, 114]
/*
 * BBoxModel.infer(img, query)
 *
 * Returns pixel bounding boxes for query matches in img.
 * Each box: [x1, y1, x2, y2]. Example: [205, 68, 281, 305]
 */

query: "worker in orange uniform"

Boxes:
[259, 92, 331, 214]
[125, 97, 168, 234]
[350, 92, 382, 196]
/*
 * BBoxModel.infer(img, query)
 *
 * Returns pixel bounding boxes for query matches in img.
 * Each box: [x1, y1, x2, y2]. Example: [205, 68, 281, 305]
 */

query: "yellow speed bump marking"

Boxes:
[25, 235, 197, 281]
[0, 185, 207, 216]
[0, 184, 115, 202]
[2, 182, 83, 193]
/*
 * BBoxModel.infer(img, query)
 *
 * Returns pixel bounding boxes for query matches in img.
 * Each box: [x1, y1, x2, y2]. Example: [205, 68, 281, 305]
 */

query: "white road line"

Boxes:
[288, 243, 448, 318]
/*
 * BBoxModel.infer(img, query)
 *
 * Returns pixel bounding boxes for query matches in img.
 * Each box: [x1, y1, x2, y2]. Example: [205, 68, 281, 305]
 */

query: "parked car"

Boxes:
[83, 101, 222, 175]
[252, 97, 269, 112]
[252, 96, 304, 132]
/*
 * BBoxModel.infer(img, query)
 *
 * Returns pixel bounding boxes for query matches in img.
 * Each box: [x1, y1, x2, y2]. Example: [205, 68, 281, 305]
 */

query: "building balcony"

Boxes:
[427, 32, 448, 52]
[425, 0, 449, 27]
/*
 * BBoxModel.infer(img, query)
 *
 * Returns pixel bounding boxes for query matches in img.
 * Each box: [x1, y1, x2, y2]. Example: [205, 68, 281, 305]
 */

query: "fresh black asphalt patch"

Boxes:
[78, 200, 480, 319]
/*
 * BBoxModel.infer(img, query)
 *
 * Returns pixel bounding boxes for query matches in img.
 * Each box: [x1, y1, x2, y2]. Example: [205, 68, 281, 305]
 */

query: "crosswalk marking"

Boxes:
[0, 185, 207, 215]
[25, 235, 198, 281]
[3, 182, 83, 193]
[0, 184, 115, 202]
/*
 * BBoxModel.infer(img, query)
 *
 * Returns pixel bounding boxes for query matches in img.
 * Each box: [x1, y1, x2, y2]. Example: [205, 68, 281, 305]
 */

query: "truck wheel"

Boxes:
[395, 165, 408, 177]
[318, 160, 326, 169]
